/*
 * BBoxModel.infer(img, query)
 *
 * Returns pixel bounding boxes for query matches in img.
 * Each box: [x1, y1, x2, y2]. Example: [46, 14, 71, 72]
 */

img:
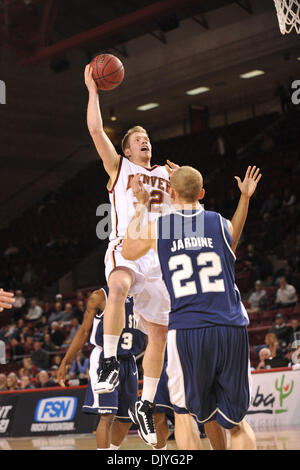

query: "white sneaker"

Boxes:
[128, 400, 157, 446]
[93, 356, 120, 394]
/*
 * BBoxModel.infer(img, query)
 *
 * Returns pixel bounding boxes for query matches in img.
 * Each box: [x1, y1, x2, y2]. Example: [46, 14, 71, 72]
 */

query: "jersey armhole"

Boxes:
[107, 156, 123, 193]
[219, 214, 236, 260]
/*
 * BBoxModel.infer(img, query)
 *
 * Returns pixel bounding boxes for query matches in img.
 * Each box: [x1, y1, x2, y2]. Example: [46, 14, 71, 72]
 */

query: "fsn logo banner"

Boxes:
[34, 397, 77, 422]
[0, 80, 6, 104]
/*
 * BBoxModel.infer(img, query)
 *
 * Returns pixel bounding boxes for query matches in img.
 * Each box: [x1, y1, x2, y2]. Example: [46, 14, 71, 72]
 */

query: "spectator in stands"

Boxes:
[43, 332, 58, 353]
[55, 293, 65, 309]
[69, 350, 89, 385]
[6, 322, 19, 342]
[48, 302, 64, 326]
[22, 335, 35, 355]
[36, 370, 56, 388]
[6, 372, 19, 391]
[51, 354, 62, 369]
[73, 299, 85, 324]
[19, 374, 34, 390]
[65, 316, 80, 344]
[11, 290, 26, 321]
[31, 340, 49, 371]
[260, 192, 280, 218]
[247, 280, 268, 313]
[9, 318, 25, 341]
[10, 337, 25, 363]
[256, 348, 272, 370]
[289, 319, 300, 345]
[0, 373, 7, 391]
[50, 322, 65, 348]
[50, 365, 59, 385]
[25, 298, 43, 322]
[35, 314, 49, 332]
[60, 302, 74, 325]
[264, 332, 284, 359]
[268, 313, 293, 352]
[42, 301, 52, 317]
[21, 357, 38, 378]
[275, 277, 298, 308]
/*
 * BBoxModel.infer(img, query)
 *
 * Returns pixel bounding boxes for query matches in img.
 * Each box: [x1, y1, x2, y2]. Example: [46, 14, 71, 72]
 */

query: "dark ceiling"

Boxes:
[0, 0, 237, 62]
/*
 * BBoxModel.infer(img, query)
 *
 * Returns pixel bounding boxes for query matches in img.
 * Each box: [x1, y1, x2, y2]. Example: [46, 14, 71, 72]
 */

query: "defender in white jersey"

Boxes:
[84, 64, 176, 446]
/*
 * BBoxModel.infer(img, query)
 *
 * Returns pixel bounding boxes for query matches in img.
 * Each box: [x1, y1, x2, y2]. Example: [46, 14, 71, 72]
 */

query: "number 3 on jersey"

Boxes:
[121, 332, 133, 350]
[168, 252, 225, 298]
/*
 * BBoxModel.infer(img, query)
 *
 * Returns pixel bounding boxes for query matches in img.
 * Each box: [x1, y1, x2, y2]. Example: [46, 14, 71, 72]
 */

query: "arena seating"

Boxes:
[0, 109, 300, 374]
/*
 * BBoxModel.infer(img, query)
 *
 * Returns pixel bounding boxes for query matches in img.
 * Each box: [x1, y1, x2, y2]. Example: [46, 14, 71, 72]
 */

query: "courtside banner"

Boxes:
[0, 386, 98, 437]
[246, 369, 300, 429]
[0, 395, 18, 437]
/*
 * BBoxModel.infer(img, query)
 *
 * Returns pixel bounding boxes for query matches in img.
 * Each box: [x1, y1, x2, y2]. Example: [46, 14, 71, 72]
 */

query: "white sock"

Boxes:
[103, 334, 119, 358]
[141, 376, 160, 403]
[109, 444, 120, 450]
[97, 448, 109, 450]
[152, 445, 167, 451]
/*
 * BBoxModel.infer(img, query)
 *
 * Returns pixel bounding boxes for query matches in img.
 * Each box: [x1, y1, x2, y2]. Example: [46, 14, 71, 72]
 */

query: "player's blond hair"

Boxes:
[121, 125, 148, 153]
[170, 166, 203, 203]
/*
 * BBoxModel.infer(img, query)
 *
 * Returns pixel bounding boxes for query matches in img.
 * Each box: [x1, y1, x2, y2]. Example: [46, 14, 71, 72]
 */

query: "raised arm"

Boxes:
[122, 174, 156, 261]
[84, 65, 120, 179]
[57, 289, 106, 386]
[229, 166, 262, 252]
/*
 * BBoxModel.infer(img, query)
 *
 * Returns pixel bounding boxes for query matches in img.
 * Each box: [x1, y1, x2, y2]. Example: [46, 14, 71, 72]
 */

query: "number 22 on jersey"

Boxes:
[168, 252, 225, 299]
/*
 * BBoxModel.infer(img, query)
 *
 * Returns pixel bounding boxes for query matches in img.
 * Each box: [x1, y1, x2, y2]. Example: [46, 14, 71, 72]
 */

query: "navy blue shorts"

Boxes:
[154, 359, 174, 422]
[166, 326, 251, 430]
[82, 347, 138, 423]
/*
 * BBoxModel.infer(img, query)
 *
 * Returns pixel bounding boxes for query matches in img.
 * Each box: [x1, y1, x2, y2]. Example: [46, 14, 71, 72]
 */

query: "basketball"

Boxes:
[90, 54, 124, 91]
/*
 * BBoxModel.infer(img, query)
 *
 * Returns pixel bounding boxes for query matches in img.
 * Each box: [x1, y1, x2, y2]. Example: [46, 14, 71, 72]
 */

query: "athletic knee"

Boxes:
[98, 414, 115, 427]
[229, 423, 242, 436]
[108, 279, 130, 301]
[147, 326, 168, 347]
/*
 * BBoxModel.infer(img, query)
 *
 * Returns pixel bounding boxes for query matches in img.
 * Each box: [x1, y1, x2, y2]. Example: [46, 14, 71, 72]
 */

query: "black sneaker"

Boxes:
[128, 400, 157, 446]
[93, 356, 120, 394]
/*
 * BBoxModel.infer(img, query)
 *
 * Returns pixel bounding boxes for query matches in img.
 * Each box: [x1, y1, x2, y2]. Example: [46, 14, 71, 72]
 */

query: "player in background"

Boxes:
[57, 287, 148, 450]
[84, 64, 177, 446]
[122, 165, 261, 450]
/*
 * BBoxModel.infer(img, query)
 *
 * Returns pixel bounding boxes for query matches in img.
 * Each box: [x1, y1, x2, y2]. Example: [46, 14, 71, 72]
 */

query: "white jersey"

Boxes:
[108, 156, 171, 241]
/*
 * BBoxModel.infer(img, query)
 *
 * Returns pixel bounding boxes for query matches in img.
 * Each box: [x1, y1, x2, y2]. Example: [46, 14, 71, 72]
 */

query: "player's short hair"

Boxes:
[121, 126, 148, 153]
[170, 166, 203, 202]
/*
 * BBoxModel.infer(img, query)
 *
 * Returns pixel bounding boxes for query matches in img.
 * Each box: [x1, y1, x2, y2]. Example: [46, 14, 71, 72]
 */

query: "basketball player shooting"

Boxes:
[122, 165, 261, 450]
[84, 64, 177, 446]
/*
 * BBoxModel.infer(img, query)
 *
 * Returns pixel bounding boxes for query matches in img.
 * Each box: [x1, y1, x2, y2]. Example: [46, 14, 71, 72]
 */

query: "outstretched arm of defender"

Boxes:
[229, 166, 262, 252]
[122, 174, 156, 261]
[84, 65, 120, 178]
[0, 289, 15, 312]
[57, 289, 106, 386]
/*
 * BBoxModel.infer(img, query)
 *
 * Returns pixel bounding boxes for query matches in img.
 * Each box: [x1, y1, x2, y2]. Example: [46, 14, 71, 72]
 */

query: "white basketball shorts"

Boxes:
[104, 238, 170, 329]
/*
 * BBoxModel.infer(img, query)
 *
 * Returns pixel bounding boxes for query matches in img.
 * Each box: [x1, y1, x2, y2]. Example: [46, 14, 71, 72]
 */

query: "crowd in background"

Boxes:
[1, 110, 300, 387]
[0, 290, 91, 390]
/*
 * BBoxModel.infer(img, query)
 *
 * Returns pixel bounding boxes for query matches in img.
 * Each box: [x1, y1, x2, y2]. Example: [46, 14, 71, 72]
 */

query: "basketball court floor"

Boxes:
[1, 427, 300, 450]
